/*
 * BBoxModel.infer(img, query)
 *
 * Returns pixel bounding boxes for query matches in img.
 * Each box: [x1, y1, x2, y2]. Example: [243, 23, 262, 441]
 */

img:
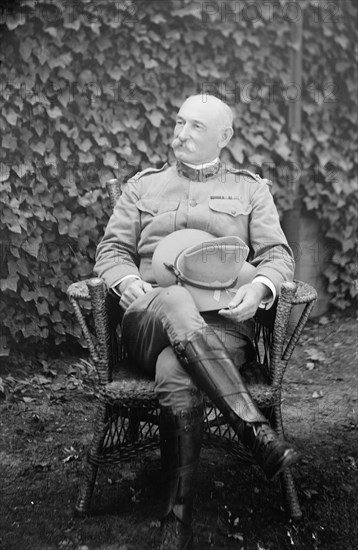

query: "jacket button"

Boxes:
[153, 207, 158, 213]
[231, 208, 236, 215]
[189, 199, 197, 207]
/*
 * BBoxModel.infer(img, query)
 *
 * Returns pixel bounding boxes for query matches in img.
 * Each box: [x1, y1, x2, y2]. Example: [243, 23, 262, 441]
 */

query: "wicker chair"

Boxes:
[67, 179, 317, 521]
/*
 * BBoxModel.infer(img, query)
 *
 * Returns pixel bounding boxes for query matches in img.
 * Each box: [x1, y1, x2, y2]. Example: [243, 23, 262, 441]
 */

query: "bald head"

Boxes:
[184, 95, 234, 130]
[172, 95, 234, 165]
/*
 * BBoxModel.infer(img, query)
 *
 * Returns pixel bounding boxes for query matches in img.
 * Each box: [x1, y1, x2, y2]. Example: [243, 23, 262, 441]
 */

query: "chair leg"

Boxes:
[280, 467, 302, 520]
[75, 462, 99, 516]
[128, 408, 140, 443]
[272, 403, 302, 520]
[75, 401, 109, 516]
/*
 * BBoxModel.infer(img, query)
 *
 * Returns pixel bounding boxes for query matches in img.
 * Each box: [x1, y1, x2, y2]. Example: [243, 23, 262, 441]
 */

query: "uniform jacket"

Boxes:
[94, 162, 294, 295]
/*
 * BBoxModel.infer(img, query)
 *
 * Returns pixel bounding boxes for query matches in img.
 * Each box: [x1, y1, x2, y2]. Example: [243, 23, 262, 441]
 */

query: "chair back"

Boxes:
[106, 179, 122, 210]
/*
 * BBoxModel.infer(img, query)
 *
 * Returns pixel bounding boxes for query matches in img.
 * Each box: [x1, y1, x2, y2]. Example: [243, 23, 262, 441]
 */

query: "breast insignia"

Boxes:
[227, 167, 272, 187]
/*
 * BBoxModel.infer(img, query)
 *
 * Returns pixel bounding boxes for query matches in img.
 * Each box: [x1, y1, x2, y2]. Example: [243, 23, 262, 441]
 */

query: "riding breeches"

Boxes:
[121, 285, 255, 410]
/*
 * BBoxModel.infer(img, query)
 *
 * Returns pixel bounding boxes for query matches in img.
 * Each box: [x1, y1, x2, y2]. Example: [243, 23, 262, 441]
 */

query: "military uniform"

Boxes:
[94, 160, 297, 548]
[95, 159, 294, 407]
[95, 161, 294, 295]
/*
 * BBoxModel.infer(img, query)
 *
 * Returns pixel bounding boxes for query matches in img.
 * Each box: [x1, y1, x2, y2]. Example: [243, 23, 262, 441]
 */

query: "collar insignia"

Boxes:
[176, 160, 221, 182]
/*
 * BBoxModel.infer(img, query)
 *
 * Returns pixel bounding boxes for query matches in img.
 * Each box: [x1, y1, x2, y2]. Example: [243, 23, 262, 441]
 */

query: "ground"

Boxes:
[0, 312, 357, 550]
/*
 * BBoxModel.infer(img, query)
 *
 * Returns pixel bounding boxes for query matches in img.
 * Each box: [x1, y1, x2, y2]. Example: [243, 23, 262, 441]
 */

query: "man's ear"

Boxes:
[219, 126, 234, 148]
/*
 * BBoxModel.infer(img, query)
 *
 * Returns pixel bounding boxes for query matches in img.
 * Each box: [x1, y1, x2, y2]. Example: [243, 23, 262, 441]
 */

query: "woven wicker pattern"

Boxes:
[67, 178, 318, 521]
[101, 358, 280, 409]
[104, 362, 156, 406]
[67, 280, 90, 300]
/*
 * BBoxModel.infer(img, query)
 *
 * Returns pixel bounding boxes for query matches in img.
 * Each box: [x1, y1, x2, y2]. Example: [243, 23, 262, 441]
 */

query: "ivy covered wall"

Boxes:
[0, 0, 356, 352]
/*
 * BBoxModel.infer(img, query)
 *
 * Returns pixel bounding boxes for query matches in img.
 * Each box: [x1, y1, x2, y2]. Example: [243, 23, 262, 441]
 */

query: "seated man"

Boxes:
[94, 94, 297, 550]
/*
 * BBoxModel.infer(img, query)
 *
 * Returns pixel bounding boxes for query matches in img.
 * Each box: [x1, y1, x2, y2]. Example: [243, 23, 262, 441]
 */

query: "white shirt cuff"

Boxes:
[252, 276, 276, 310]
[111, 275, 141, 297]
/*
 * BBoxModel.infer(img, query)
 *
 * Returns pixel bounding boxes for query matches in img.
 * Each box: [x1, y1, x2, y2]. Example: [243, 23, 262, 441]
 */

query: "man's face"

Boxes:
[172, 97, 223, 165]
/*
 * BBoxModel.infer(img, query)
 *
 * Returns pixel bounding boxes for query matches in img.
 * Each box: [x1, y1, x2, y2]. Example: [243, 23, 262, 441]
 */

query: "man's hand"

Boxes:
[218, 282, 270, 323]
[118, 278, 153, 310]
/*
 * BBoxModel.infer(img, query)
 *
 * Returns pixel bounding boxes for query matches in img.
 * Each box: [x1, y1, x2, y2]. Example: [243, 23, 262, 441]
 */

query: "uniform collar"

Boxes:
[176, 158, 221, 182]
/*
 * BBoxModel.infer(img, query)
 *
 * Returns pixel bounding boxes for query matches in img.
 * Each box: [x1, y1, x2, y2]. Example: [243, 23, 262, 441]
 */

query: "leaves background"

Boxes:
[0, 0, 356, 351]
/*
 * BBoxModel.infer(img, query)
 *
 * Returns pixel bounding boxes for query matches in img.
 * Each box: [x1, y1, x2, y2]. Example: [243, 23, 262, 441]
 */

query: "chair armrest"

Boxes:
[282, 280, 317, 361]
[269, 280, 317, 386]
[67, 280, 91, 301]
[67, 277, 112, 385]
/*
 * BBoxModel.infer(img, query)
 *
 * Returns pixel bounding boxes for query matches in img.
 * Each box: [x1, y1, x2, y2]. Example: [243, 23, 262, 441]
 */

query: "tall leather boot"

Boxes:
[159, 404, 204, 550]
[174, 332, 299, 480]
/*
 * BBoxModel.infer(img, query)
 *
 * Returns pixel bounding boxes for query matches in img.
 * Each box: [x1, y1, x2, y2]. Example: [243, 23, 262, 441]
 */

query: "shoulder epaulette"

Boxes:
[227, 167, 272, 187]
[128, 163, 168, 182]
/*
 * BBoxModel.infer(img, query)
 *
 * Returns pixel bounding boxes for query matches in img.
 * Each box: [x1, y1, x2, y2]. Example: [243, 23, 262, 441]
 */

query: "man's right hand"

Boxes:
[118, 278, 153, 310]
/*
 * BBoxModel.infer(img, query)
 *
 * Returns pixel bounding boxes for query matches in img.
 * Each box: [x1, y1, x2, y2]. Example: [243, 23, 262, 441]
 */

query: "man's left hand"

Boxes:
[218, 282, 270, 323]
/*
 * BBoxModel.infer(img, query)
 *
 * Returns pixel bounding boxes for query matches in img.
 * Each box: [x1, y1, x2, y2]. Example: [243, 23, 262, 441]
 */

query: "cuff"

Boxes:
[252, 276, 276, 310]
[111, 275, 141, 297]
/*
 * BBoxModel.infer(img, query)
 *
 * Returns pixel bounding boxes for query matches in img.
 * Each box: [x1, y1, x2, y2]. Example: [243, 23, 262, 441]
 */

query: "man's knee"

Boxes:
[155, 345, 192, 388]
[155, 346, 202, 409]
[157, 285, 194, 310]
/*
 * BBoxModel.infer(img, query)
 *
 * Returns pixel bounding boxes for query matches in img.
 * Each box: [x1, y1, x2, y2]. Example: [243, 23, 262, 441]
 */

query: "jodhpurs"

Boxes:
[121, 285, 255, 411]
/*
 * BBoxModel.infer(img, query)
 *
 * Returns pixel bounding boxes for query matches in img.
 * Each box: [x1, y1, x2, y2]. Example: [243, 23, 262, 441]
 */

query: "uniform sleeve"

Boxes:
[248, 182, 295, 294]
[94, 180, 142, 289]
[253, 275, 276, 309]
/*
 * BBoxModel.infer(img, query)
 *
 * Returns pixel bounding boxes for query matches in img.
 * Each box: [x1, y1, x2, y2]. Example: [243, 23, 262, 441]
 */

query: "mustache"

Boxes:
[171, 138, 196, 153]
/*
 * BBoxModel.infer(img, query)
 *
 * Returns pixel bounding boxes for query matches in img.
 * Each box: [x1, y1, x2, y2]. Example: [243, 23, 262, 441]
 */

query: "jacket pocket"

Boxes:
[207, 199, 252, 236]
[208, 199, 252, 217]
[136, 198, 180, 235]
[136, 199, 179, 216]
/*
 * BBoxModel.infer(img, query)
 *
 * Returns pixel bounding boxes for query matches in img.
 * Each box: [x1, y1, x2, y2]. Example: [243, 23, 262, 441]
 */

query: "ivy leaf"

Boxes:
[21, 289, 38, 302]
[2, 134, 18, 149]
[103, 152, 118, 168]
[12, 164, 29, 178]
[32, 142, 46, 155]
[68, 214, 84, 238]
[93, 134, 111, 147]
[58, 91, 70, 108]
[135, 140, 147, 153]
[147, 110, 163, 128]
[51, 310, 62, 323]
[3, 110, 18, 126]
[48, 53, 73, 69]
[37, 64, 50, 81]
[228, 139, 245, 164]
[33, 119, 45, 137]
[53, 204, 71, 222]
[151, 14, 166, 24]
[108, 67, 122, 81]
[60, 139, 71, 161]
[36, 301, 50, 316]
[143, 56, 158, 69]
[7, 221, 22, 234]
[22, 236, 43, 259]
[78, 151, 95, 163]
[0, 275, 19, 292]
[335, 35, 349, 49]
[110, 121, 125, 133]
[46, 106, 63, 119]
[79, 139, 92, 152]
[6, 14, 25, 31]
[274, 135, 291, 160]
[0, 164, 10, 182]
[318, 151, 332, 168]
[19, 37, 33, 61]
[45, 27, 59, 38]
[58, 220, 70, 234]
